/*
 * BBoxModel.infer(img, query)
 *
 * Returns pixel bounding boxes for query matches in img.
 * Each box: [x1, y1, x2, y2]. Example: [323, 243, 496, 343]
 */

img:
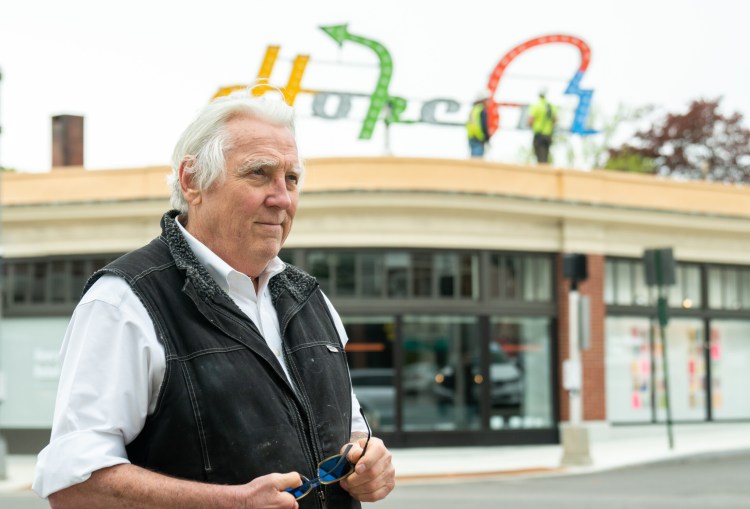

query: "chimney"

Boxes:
[51, 114, 84, 168]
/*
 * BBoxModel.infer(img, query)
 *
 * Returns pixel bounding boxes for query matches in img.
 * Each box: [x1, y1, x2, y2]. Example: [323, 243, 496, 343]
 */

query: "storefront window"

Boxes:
[606, 259, 700, 308]
[12, 263, 30, 304]
[401, 315, 480, 431]
[708, 265, 750, 310]
[360, 253, 384, 297]
[334, 253, 356, 296]
[385, 253, 409, 297]
[523, 258, 552, 302]
[668, 265, 701, 309]
[489, 254, 551, 302]
[489, 317, 552, 429]
[307, 252, 330, 294]
[654, 318, 706, 422]
[604, 261, 615, 304]
[710, 320, 750, 420]
[606, 317, 707, 423]
[70, 260, 88, 302]
[615, 261, 633, 305]
[708, 267, 722, 309]
[411, 253, 432, 297]
[605, 317, 653, 423]
[343, 316, 396, 433]
[50, 261, 68, 303]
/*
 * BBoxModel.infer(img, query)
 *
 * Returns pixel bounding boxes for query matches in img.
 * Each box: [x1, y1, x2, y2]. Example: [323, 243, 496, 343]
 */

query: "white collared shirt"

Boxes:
[33, 218, 364, 498]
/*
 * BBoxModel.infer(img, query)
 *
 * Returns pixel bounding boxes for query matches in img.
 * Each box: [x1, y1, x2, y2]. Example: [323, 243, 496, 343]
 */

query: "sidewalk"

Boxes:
[392, 422, 750, 481]
[2, 422, 749, 494]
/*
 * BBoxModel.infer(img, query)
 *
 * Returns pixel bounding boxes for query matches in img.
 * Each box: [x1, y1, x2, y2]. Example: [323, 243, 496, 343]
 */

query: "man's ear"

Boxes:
[179, 157, 202, 205]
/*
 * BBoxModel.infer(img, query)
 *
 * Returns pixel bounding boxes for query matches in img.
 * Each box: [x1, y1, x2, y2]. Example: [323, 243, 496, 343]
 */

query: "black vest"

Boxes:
[85, 211, 359, 509]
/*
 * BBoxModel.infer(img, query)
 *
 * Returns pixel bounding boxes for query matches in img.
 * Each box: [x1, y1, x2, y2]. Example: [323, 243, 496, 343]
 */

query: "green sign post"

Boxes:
[644, 247, 676, 450]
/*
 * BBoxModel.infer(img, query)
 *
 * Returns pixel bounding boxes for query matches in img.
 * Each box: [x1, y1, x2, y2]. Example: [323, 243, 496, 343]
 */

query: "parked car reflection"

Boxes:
[403, 361, 437, 395]
[433, 343, 523, 408]
[350, 368, 395, 430]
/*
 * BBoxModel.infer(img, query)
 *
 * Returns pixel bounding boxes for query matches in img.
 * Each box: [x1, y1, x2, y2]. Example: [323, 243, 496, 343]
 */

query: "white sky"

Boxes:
[0, 0, 747, 172]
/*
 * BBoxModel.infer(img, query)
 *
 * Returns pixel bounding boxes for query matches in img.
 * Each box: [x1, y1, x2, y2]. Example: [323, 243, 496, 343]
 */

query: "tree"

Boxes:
[606, 98, 750, 183]
[546, 102, 655, 170]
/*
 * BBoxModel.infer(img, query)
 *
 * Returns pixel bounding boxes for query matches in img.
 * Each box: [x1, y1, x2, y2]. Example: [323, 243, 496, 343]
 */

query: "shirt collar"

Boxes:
[174, 216, 286, 295]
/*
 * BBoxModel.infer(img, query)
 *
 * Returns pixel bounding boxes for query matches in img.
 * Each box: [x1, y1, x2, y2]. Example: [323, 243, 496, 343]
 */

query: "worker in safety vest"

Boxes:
[527, 88, 558, 163]
[466, 90, 493, 158]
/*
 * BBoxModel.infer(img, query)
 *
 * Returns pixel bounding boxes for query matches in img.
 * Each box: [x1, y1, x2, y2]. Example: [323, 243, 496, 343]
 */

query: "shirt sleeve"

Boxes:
[321, 293, 369, 436]
[32, 276, 166, 498]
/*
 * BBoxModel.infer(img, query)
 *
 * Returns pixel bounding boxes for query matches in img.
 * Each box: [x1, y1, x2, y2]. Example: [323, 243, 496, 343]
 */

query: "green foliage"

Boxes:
[604, 151, 656, 174]
[606, 98, 750, 183]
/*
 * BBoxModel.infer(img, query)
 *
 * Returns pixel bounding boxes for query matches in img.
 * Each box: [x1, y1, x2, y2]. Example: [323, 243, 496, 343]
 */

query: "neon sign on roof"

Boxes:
[213, 26, 597, 139]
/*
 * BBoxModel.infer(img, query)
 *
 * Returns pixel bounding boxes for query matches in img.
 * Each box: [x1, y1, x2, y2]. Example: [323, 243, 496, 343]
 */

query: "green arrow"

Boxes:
[320, 24, 401, 140]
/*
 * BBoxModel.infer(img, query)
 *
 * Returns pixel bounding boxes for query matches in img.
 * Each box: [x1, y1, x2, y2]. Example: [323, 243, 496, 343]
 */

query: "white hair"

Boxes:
[168, 93, 301, 212]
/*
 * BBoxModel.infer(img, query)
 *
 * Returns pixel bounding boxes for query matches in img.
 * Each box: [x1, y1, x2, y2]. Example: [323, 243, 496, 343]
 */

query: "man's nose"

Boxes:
[266, 175, 293, 209]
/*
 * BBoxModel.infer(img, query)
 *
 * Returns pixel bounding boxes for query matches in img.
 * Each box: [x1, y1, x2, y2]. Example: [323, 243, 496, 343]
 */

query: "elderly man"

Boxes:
[33, 95, 396, 508]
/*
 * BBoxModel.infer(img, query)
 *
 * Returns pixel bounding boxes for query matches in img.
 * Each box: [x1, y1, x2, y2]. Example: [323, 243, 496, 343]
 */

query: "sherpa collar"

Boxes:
[160, 210, 317, 305]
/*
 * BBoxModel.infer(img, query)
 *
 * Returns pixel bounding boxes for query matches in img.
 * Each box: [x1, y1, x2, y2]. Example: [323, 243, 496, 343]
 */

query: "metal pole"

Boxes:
[568, 288, 582, 425]
[560, 278, 591, 466]
[658, 291, 675, 450]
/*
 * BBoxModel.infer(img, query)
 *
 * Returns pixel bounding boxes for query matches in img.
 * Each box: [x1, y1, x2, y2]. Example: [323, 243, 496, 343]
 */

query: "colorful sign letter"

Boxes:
[486, 34, 596, 135]
[320, 24, 406, 140]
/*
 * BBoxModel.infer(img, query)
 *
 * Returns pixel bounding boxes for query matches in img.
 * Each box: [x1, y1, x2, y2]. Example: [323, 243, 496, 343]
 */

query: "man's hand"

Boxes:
[232, 472, 302, 509]
[339, 437, 396, 502]
[48, 464, 303, 509]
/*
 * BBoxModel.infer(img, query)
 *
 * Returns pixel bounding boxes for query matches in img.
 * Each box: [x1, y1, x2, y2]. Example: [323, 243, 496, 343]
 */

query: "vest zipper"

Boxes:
[318, 489, 328, 509]
[280, 288, 331, 509]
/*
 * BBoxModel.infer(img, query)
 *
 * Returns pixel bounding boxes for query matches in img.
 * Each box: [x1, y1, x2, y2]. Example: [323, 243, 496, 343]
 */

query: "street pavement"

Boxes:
[371, 450, 750, 508]
[1, 421, 749, 504]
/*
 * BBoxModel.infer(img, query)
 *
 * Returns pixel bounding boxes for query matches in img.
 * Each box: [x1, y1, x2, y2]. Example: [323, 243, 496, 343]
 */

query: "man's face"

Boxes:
[184, 115, 301, 276]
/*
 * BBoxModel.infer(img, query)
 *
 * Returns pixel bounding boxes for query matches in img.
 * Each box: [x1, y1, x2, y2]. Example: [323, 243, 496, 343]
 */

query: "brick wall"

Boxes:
[557, 253, 606, 421]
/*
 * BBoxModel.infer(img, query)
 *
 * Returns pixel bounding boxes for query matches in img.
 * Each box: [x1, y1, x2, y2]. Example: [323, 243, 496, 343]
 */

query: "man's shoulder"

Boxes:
[83, 237, 173, 296]
[269, 263, 319, 304]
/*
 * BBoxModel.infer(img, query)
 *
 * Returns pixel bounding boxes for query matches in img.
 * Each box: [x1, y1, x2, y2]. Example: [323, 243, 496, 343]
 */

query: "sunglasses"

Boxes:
[285, 408, 371, 501]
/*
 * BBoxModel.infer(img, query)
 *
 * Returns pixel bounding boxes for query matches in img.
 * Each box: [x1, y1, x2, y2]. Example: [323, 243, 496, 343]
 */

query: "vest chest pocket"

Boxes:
[288, 340, 348, 377]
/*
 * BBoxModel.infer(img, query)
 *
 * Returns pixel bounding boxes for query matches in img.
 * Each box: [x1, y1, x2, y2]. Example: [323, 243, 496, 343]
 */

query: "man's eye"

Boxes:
[287, 174, 300, 184]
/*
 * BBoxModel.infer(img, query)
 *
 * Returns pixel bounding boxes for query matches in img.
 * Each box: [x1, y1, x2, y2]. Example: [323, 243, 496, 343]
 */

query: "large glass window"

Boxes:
[710, 320, 750, 420]
[488, 254, 552, 302]
[334, 253, 356, 297]
[306, 250, 480, 300]
[654, 318, 706, 422]
[401, 315, 480, 431]
[707, 265, 750, 310]
[605, 317, 653, 423]
[385, 253, 409, 298]
[489, 317, 552, 429]
[606, 316, 707, 423]
[605, 259, 701, 309]
[50, 260, 68, 303]
[0, 317, 71, 427]
[3, 255, 122, 315]
[343, 316, 396, 433]
[69, 260, 89, 301]
[360, 254, 384, 297]
[12, 262, 31, 304]
[668, 264, 701, 309]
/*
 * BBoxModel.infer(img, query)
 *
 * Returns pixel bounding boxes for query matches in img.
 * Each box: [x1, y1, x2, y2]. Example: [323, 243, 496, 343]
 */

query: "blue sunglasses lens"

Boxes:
[319, 453, 353, 482]
[285, 476, 314, 499]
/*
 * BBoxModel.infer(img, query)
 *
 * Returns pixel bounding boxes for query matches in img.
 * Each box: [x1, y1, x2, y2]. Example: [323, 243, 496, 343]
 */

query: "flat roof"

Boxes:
[3, 157, 749, 219]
